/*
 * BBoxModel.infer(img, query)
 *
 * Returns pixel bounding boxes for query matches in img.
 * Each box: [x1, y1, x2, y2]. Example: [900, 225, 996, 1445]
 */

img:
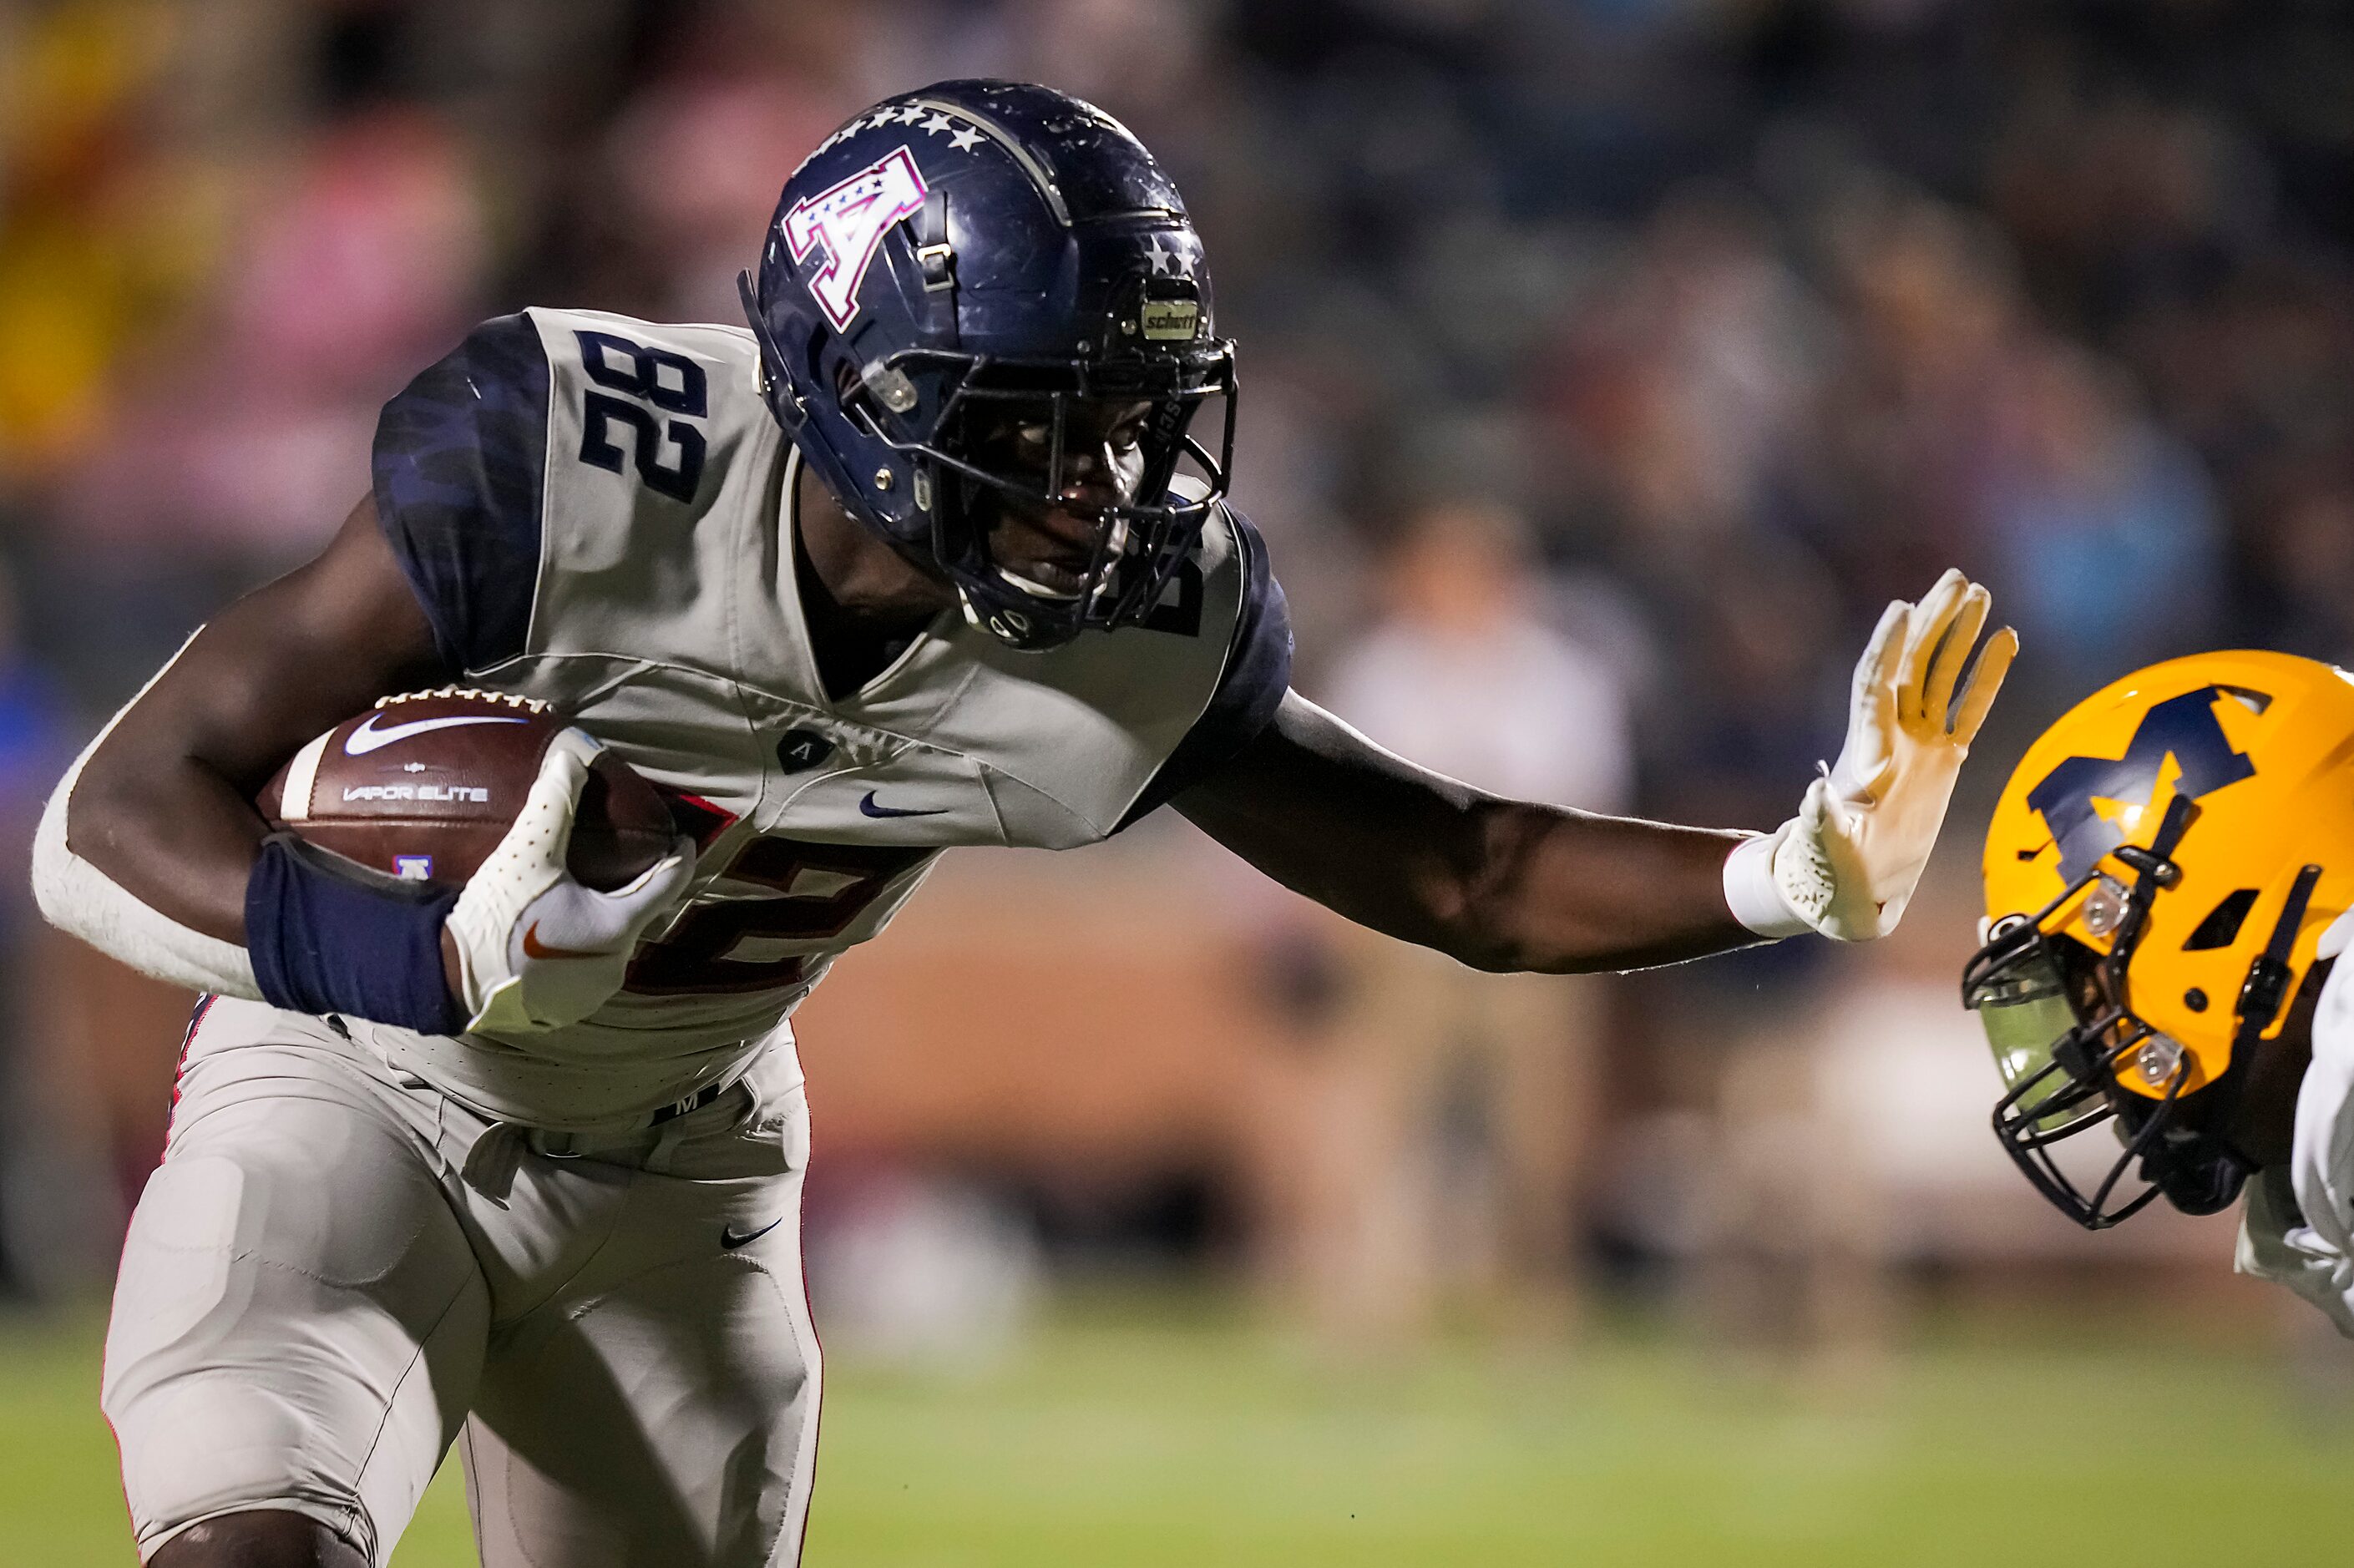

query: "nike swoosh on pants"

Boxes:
[859, 791, 948, 818]
[721, 1217, 783, 1250]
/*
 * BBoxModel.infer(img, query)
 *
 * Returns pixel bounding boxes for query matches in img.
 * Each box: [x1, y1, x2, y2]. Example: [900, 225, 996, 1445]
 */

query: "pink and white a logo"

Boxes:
[783, 146, 929, 332]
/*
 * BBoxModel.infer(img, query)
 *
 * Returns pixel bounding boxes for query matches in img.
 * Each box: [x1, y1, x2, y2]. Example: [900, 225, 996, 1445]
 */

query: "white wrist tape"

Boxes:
[1722, 825, 1814, 941]
[28, 634, 263, 1000]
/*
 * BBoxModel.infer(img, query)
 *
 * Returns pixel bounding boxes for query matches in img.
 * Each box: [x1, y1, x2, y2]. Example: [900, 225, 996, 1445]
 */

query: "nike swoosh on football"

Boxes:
[858, 791, 948, 818]
[345, 711, 532, 756]
[521, 922, 616, 962]
[721, 1217, 783, 1250]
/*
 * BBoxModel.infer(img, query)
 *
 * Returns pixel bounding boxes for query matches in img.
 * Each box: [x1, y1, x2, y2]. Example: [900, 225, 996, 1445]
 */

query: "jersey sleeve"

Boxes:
[2236, 948, 2354, 1336]
[371, 312, 552, 673]
[1118, 507, 1294, 826]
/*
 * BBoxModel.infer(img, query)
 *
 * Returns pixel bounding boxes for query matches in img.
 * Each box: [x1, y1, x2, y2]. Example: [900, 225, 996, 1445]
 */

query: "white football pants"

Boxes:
[101, 996, 821, 1566]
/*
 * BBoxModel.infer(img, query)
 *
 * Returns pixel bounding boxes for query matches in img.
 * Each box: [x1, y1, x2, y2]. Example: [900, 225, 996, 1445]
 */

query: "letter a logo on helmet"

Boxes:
[783, 146, 929, 331]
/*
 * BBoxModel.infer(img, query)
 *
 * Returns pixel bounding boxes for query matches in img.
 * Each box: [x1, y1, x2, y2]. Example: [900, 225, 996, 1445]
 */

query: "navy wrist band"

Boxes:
[246, 835, 466, 1034]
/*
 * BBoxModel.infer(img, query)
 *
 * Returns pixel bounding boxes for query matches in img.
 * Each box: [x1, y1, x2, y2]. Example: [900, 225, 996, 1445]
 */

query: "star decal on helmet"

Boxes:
[1142, 234, 1197, 278]
[805, 103, 991, 165]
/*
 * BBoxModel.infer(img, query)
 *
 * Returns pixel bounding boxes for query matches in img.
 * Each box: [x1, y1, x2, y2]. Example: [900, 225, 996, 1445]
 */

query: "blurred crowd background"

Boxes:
[3, 0, 2350, 1368]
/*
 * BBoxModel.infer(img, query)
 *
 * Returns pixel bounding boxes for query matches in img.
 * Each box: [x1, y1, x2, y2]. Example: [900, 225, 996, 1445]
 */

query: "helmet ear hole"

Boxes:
[827, 352, 891, 442]
[832, 357, 868, 419]
[798, 325, 849, 412]
[2038, 933, 2109, 1017]
[2183, 888, 2260, 951]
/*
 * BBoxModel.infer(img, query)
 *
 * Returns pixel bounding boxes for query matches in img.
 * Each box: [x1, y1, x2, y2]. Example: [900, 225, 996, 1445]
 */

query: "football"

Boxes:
[256, 688, 675, 893]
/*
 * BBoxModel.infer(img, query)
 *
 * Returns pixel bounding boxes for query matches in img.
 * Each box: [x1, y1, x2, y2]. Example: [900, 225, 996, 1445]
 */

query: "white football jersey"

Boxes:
[2238, 928, 2354, 1333]
[359, 307, 1290, 1127]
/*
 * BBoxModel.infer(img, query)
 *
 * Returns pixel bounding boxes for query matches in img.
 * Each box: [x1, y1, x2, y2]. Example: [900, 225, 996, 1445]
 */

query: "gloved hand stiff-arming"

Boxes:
[1724, 569, 2017, 943]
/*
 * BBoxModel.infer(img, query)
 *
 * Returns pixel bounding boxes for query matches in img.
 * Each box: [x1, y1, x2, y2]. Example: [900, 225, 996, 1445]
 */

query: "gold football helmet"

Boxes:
[1967, 650, 2354, 1227]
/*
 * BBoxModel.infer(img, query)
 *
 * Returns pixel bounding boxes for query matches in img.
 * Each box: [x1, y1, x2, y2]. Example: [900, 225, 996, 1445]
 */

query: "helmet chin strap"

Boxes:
[2115, 857, 2320, 1216]
[2179, 861, 2322, 1180]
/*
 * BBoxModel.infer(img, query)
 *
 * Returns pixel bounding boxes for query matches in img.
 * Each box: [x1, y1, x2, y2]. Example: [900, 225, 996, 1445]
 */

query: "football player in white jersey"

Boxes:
[35, 82, 2013, 1568]
[1966, 650, 2354, 1332]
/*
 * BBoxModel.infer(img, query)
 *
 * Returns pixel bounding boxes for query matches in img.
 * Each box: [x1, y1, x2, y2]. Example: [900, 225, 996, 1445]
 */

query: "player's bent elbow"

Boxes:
[31, 768, 104, 940]
[29, 795, 75, 937]
[42, 757, 143, 917]
[29, 761, 264, 1000]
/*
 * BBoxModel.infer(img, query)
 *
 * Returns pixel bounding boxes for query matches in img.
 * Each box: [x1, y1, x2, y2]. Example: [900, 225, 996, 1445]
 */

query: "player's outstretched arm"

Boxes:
[1177, 570, 2013, 973]
[1177, 693, 1754, 972]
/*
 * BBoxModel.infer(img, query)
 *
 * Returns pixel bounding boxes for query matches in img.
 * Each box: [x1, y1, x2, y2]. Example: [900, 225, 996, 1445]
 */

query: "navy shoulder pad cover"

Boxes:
[372, 313, 551, 673]
[1119, 508, 1294, 827]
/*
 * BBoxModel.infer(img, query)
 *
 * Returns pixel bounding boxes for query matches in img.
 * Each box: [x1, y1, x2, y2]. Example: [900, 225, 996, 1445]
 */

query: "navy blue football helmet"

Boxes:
[739, 79, 1237, 650]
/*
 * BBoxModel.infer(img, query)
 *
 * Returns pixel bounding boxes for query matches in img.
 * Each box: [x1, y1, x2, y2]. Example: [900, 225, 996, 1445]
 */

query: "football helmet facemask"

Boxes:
[1967, 650, 2354, 1228]
[740, 78, 1237, 650]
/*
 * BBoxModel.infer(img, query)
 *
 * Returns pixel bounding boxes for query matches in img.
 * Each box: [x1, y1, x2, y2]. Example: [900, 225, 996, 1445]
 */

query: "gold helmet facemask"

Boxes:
[1964, 788, 2320, 1228]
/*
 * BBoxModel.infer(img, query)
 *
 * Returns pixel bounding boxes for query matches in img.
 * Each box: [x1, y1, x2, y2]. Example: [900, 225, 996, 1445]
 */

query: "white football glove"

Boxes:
[445, 728, 695, 1034]
[1724, 569, 2017, 942]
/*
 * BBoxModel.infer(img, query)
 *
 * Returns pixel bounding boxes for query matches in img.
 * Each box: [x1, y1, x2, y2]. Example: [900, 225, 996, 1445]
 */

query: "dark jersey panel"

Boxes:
[372, 313, 552, 674]
[1118, 507, 1294, 827]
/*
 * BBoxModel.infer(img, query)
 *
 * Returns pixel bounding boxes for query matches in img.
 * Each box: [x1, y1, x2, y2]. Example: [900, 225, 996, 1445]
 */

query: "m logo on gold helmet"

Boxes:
[2026, 686, 2256, 883]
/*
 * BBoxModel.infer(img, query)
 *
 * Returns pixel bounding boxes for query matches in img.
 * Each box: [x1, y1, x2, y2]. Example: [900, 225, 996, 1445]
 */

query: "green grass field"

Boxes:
[5, 1292, 2351, 1565]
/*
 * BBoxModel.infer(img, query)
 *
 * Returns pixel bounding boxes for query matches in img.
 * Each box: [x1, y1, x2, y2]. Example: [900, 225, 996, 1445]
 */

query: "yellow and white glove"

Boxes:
[445, 728, 696, 1034]
[1724, 569, 2017, 942]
